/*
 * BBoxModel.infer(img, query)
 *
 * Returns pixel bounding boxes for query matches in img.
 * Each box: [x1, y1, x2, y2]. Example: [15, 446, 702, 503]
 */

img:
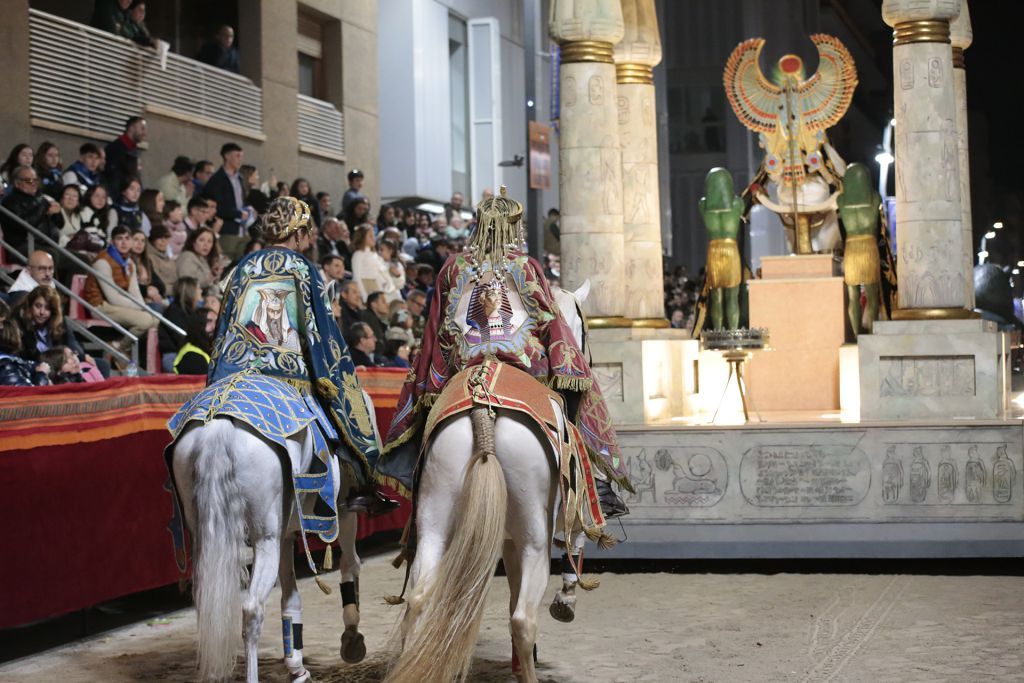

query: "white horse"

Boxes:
[384, 281, 596, 683]
[170, 385, 376, 683]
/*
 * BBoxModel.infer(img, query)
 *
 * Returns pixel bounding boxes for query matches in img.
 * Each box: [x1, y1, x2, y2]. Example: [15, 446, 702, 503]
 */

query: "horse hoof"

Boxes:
[549, 599, 575, 623]
[291, 671, 312, 683]
[340, 626, 366, 663]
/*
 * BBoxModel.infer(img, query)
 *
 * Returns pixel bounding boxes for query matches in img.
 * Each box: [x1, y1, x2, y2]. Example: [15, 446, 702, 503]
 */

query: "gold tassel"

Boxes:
[316, 576, 333, 595]
[583, 524, 617, 549]
[323, 546, 333, 571]
[384, 594, 406, 605]
[577, 576, 600, 591]
[551, 375, 593, 393]
[316, 377, 339, 400]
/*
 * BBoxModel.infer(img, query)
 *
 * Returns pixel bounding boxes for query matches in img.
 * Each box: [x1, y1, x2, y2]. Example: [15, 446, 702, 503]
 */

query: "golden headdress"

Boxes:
[467, 185, 525, 265]
[262, 196, 312, 243]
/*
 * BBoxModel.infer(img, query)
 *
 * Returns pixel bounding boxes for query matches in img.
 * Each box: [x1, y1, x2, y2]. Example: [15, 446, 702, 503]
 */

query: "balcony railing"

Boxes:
[297, 93, 345, 160]
[28, 9, 263, 140]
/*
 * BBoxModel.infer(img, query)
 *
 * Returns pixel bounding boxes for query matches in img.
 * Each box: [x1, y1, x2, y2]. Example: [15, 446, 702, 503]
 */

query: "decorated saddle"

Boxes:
[165, 372, 341, 570]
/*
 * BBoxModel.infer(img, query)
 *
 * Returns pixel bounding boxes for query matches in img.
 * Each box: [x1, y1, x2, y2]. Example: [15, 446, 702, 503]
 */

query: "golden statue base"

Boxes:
[890, 307, 980, 321]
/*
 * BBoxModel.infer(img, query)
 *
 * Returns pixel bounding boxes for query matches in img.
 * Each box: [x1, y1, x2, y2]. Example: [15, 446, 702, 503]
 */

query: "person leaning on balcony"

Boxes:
[158, 156, 194, 208]
[120, 0, 155, 47]
[62, 143, 102, 193]
[90, 0, 131, 35]
[103, 116, 146, 197]
[0, 166, 61, 258]
[82, 225, 159, 339]
[202, 142, 252, 261]
[197, 25, 240, 74]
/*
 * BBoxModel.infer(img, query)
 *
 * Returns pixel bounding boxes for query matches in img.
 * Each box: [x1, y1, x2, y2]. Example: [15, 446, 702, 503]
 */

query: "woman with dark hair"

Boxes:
[39, 346, 86, 384]
[289, 177, 318, 223]
[139, 188, 165, 230]
[75, 184, 115, 254]
[53, 184, 83, 248]
[147, 222, 177, 290]
[0, 302, 49, 386]
[33, 142, 64, 199]
[240, 165, 269, 215]
[114, 176, 150, 235]
[1, 143, 34, 197]
[130, 227, 167, 310]
[176, 226, 220, 290]
[172, 307, 217, 375]
[400, 207, 418, 238]
[159, 276, 201, 371]
[12, 285, 85, 361]
[343, 196, 370, 233]
[375, 204, 396, 233]
[274, 181, 289, 198]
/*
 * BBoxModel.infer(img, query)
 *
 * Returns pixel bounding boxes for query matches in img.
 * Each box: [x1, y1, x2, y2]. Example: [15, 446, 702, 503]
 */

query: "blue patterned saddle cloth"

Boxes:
[166, 373, 341, 570]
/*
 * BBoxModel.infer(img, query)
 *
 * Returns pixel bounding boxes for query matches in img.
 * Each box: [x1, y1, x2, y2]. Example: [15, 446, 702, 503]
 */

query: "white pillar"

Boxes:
[550, 1, 627, 322]
[883, 0, 969, 316]
[615, 0, 666, 326]
[951, 1, 974, 308]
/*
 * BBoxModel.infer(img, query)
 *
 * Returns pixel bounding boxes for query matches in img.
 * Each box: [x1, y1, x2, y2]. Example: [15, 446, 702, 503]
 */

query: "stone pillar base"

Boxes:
[587, 327, 695, 425]
[858, 319, 1009, 420]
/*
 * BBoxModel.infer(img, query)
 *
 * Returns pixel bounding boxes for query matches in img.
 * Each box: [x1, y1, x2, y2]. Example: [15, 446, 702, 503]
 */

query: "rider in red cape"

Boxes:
[377, 187, 632, 517]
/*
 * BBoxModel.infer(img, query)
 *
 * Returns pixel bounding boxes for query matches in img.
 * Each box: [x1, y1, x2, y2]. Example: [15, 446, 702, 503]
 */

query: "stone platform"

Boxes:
[606, 416, 1024, 558]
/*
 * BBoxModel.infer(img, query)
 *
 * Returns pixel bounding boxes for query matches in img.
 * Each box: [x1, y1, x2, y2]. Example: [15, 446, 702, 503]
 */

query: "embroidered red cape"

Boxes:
[377, 251, 631, 497]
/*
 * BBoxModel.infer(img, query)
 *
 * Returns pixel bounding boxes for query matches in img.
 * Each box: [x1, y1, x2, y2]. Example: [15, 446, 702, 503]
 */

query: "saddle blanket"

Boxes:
[165, 373, 341, 571]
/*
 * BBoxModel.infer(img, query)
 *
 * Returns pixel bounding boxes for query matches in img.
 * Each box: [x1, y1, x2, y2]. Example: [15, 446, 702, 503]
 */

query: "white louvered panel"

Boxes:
[297, 94, 345, 157]
[29, 9, 262, 139]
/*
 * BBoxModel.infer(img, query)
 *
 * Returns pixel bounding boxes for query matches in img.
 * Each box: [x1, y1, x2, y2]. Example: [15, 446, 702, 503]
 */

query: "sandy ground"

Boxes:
[2, 555, 1023, 683]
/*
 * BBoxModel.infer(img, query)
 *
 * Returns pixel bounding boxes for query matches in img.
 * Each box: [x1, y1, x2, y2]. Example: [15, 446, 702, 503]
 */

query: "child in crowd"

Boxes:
[0, 301, 50, 386]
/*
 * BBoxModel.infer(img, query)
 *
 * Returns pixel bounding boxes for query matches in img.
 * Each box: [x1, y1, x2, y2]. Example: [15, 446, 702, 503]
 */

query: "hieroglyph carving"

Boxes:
[879, 355, 975, 397]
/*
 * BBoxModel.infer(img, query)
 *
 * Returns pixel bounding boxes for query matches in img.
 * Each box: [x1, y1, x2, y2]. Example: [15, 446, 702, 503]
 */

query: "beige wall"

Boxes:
[4, 0, 378, 216]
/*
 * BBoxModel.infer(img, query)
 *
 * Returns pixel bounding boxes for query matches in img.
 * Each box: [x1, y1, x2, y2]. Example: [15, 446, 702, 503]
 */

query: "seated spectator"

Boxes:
[202, 288, 221, 316]
[33, 142, 64, 200]
[75, 185, 115, 255]
[343, 197, 371, 233]
[176, 226, 220, 291]
[240, 165, 269, 215]
[318, 217, 352, 269]
[39, 345, 97, 384]
[388, 306, 416, 347]
[159, 276, 200, 371]
[400, 263, 420, 299]
[444, 191, 465, 223]
[0, 301, 49, 386]
[346, 322, 381, 368]
[402, 218, 431, 259]
[290, 178, 318, 221]
[274, 181, 289, 198]
[336, 280, 365, 336]
[1, 144, 34, 198]
[192, 160, 214, 195]
[183, 196, 207, 232]
[413, 263, 436, 292]
[13, 284, 86, 363]
[379, 238, 406, 291]
[351, 226, 402, 303]
[7, 250, 56, 304]
[90, 0, 131, 34]
[0, 166, 61, 257]
[130, 228, 167, 310]
[405, 288, 427, 338]
[320, 254, 347, 286]
[543, 208, 561, 256]
[363, 291, 389, 354]
[52, 185, 83, 248]
[62, 143, 103, 193]
[103, 116, 146, 197]
[197, 25, 240, 74]
[146, 224, 177, 289]
[317, 192, 333, 228]
[114, 176, 149, 235]
[415, 238, 451, 276]
[158, 156, 194, 208]
[669, 308, 685, 329]
[120, 0, 155, 47]
[82, 225, 159, 340]
[162, 200, 187, 256]
[375, 204, 395, 233]
[444, 215, 470, 242]
[382, 334, 411, 369]
[400, 208, 418, 239]
[173, 308, 217, 375]
[140, 188, 165, 230]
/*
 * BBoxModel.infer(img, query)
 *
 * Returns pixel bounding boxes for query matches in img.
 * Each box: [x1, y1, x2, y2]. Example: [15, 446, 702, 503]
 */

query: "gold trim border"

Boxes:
[616, 63, 654, 85]
[630, 317, 670, 329]
[893, 19, 950, 46]
[586, 316, 634, 329]
[890, 307, 979, 321]
[560, 40, 615, 64]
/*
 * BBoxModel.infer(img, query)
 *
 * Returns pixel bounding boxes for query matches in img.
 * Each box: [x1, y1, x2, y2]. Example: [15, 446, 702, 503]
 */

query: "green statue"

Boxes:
[699, 167, 744, 330]
[837, 163, 881, 336]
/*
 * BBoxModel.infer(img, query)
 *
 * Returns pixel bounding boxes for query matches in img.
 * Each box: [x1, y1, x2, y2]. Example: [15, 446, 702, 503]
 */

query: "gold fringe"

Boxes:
[549, 375, 593, 393]
[278, 376, 313, 395]
[844, 234, 881, 286]
[706, 238, 742, 289]
[585, 443, 635, 494]
[384, 594, 405, 605]
[373, 472, 412, 501]
[316, 576, 333, 595]
[577, 576, 600, 591]
[323, 546, 333, 571]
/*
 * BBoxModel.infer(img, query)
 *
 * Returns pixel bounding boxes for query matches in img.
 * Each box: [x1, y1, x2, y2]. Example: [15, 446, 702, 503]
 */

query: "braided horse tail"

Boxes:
[386, 407, 508, 683]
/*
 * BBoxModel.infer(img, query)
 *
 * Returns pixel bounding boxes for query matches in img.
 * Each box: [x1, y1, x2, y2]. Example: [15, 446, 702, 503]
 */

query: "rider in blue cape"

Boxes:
[203, 196, 395, 515]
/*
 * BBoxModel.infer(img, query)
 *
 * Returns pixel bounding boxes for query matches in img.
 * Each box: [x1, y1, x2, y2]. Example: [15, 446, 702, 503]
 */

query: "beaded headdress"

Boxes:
[467, 185, 525, 267]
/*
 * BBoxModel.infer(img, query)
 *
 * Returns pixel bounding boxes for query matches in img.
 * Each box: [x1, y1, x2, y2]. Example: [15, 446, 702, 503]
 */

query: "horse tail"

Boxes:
[387, 407, 507, 683]
[188, 419, 247, 682]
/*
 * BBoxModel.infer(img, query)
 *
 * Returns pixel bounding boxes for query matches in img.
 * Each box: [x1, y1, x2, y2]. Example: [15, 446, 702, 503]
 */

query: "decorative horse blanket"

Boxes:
[165, 372, 341, 571]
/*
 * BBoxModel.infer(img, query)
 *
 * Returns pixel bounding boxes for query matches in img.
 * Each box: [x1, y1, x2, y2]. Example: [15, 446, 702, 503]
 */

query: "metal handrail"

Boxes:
[0, 241, 136, 367]
[0, 204, 185, 336]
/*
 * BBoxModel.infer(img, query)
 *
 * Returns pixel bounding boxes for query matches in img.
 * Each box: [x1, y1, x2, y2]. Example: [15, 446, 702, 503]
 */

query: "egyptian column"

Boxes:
[951, 1, 974, 309]
[882, 0, 969, 315]
[550, 0, 627, 321]
[614, 0, 666, 326]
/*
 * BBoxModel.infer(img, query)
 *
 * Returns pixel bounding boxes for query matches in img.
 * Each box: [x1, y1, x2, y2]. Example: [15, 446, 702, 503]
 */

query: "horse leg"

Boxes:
[550, 532, 585, 623]
[279, 532, 311, 682]
[502, 539, 523, 674]
[337, 510, 366, 663]
[243, 531, 281, 682]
